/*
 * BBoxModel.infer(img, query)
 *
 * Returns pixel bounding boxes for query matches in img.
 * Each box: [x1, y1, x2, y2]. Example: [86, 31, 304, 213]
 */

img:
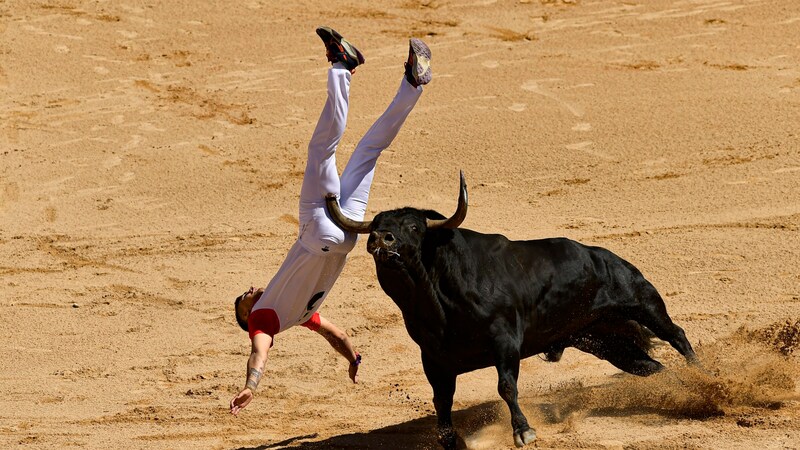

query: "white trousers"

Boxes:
[298, 64, 423, 255]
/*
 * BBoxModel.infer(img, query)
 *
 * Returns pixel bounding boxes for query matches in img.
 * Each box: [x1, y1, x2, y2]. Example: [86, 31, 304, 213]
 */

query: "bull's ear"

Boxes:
[325, 194, 373, 234]
[426, 170, 468, 229]
[422, 210, 447, 220]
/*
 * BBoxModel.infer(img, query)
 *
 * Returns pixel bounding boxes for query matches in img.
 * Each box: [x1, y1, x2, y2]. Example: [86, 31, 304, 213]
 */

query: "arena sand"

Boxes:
[1, 0, 799, 448]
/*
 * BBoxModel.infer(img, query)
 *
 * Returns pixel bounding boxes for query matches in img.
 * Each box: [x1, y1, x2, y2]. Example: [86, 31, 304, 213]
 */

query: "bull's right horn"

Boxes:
[325, 194, 372, 234]
[426, 170, 468, 230]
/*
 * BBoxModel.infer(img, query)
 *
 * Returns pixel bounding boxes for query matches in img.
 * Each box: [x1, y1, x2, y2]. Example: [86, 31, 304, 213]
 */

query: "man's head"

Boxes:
[234, 287, 262, 332]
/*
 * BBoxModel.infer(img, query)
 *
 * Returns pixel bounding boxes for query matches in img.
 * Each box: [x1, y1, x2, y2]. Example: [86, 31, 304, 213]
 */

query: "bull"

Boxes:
[325, 171, 698, 449]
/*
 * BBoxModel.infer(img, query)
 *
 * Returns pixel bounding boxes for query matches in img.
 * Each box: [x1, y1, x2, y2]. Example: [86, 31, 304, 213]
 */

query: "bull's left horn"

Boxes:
[427, 170, 468, 230]
[325, 194, 372, 234]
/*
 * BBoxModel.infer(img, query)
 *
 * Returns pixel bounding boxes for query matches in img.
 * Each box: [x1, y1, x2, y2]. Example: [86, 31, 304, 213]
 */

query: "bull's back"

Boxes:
[443, 230, 650, 344]
[454, 230, 610, 301]
[458, 229, 643, 288]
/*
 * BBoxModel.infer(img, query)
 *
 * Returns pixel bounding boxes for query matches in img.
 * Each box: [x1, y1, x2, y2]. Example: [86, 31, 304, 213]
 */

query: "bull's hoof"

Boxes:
[513, 428, 537, 448]
[438, 428, 459, 450]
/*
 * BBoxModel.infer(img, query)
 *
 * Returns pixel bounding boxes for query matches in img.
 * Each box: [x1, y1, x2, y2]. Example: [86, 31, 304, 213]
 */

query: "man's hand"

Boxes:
[230, 388, 254, 416]
[348, 359, 359, 384]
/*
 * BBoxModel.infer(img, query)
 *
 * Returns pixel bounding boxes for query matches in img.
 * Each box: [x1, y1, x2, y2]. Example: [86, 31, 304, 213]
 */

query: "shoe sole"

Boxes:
[317, 26, 365, 71]
[409, 38, 432, 85]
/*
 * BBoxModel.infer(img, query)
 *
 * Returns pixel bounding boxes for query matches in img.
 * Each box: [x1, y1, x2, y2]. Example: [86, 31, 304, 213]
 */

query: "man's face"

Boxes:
[235, 287, 262, 329]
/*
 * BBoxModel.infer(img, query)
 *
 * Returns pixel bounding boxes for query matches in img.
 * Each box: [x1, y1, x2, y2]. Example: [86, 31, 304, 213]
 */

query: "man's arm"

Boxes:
[316, 316, 360, 383]
[230, 333, 272, 416]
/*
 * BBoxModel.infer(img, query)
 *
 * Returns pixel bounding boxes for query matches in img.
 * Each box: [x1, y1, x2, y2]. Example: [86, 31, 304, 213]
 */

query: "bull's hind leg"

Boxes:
[607, 350, 664, 376]
[574, 334, 664, 376]
[493, 343, 536, 448]
[635, 287, 698, 364]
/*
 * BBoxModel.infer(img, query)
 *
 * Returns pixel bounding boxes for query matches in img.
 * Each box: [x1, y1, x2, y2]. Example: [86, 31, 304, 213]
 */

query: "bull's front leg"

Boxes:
[493, 342, 536, 448]
[421, 352, 459, 450]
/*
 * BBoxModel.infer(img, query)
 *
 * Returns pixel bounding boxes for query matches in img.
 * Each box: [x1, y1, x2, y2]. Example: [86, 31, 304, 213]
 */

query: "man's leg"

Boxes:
[338, 74, 426, 220]
[298, 63, 351, 224]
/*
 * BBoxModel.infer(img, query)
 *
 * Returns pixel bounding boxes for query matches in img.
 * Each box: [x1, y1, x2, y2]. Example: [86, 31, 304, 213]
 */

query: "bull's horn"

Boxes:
[325, 194, 372, 234]
[427, 170, 468, 230]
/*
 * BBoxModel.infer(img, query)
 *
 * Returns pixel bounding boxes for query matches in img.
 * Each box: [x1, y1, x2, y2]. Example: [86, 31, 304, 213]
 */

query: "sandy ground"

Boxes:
[2, 0, 800, 449]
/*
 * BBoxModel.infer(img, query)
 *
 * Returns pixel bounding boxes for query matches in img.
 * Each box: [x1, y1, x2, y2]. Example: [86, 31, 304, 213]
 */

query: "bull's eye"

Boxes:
[410, 224, 419, 232]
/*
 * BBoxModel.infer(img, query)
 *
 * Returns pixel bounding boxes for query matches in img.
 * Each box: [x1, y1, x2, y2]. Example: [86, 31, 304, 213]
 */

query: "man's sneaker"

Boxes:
[316, 26, 365, 72]
[405, 38, 432, 87]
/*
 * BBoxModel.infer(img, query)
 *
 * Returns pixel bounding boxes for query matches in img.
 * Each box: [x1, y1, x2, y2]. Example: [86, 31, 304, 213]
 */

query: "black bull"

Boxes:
[326, 172, 697, 449]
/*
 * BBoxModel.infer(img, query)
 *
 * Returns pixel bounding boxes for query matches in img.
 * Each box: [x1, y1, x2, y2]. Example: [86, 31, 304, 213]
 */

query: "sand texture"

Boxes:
[1, 0, 799, 448]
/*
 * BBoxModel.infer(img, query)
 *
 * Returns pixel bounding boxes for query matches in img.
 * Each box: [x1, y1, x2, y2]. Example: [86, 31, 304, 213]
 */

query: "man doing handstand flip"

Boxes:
[230, 27, 432, 416]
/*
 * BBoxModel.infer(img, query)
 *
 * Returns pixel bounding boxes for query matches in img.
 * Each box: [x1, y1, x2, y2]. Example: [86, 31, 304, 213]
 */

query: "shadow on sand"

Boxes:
[234, 389, 730, 450]
[234, 401, 504, 450]
[235, 391, 752, 450]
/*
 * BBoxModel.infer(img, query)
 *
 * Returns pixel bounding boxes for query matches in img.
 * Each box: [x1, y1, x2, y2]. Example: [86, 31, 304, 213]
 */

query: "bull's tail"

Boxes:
[634, 285, 699, 363]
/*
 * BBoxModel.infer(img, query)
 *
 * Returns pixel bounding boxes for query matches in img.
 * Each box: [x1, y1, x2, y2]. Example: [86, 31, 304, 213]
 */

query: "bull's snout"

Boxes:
[368, 230, 401, 263]
[371, 230, 395, 244]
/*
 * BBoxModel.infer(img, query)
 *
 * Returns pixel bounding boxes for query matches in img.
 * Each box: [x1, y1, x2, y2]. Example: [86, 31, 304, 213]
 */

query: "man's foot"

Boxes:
[316, 26, 365, 72]
[405, 38, 432, 87]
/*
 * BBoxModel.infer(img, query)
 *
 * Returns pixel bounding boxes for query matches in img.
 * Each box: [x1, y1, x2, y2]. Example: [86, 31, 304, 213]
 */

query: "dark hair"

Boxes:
[234, 294, 249, 332]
